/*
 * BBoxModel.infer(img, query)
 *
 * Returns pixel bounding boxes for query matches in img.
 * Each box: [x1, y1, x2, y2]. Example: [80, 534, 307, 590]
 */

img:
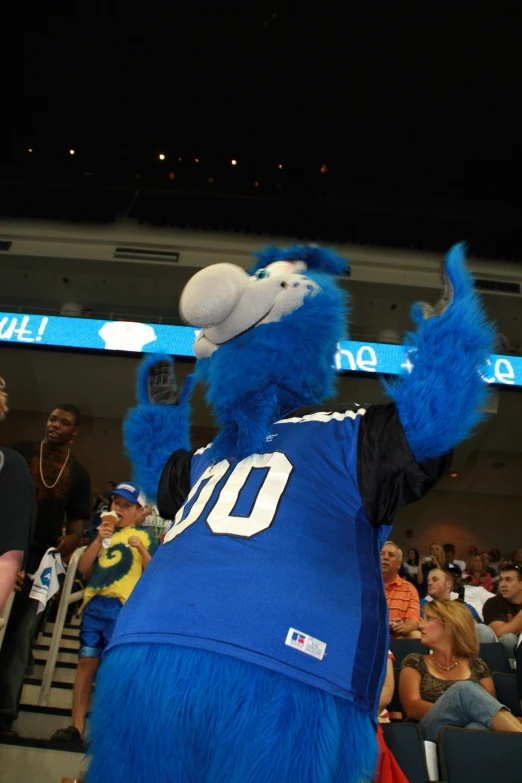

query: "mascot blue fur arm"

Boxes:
[385, 242, 494, 461]
[123, 352, 193, 500]
[86, 243, 494, 783]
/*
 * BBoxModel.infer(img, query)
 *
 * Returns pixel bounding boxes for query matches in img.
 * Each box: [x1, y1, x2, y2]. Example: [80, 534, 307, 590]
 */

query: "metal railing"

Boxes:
[38, 546, 87, 707]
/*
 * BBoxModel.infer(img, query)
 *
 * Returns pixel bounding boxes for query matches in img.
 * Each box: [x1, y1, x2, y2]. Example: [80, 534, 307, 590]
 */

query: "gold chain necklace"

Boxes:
[432, 658, 459, 672]
[39, 441, 70, 489]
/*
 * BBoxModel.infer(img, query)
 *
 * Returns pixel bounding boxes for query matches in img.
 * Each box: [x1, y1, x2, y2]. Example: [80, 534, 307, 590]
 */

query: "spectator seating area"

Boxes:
[389, 639, 519, 719]
[439, 727, 522, 783]
[492, 672, 522, 717]
[387, 639, 521, 782]
[1, 597, 520, 781]
[478, 643, 513, 675]
[383, 722, 522, 783]
[381, 722, 429, 783]
[390, 638, 426, 666]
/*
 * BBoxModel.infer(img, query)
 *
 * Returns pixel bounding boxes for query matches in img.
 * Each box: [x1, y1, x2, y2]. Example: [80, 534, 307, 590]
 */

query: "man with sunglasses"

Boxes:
[483, 563, 522, 668]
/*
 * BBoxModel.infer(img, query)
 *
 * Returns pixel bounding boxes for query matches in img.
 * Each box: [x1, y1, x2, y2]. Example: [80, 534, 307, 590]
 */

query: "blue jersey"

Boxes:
[107, 403, 448, 716]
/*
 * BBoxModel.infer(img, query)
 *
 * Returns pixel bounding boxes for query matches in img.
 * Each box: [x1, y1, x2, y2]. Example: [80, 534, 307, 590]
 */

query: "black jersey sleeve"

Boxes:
[157, 449, 193, 521]
[357, 403, 452, 527]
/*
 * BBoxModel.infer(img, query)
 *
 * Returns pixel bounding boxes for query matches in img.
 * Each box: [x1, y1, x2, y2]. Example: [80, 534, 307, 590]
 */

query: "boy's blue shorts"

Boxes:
[79, 595, 122, 659]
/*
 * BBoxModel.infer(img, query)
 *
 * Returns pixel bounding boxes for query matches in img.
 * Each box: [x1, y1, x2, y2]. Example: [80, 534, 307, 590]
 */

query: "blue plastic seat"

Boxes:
[478, 642, 511, 674]
[390, 638, 426, 666]
[439, 726, 522, 783]
[492, 672, 521, 716]
[382, 722, 430, 783]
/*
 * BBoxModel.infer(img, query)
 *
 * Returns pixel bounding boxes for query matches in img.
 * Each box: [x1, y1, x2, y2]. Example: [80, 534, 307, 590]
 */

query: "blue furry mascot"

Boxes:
[87, 243, 493, 782]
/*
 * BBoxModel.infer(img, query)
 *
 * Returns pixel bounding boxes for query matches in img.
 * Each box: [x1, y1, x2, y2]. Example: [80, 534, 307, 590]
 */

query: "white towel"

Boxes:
[463, 585, 493, 621]
[29, 548, 66, 614]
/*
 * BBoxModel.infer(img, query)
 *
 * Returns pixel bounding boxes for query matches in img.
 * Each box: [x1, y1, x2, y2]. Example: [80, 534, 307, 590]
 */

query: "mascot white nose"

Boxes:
[180, 263, 249, 328]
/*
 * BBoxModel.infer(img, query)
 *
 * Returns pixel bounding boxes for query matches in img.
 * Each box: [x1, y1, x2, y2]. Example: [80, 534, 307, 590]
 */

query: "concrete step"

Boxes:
[48, 615, 81, 627]
[31, 661, 77, 684]
[32, 657, 78, 670]
[44, 621, 80, 637]
[36, 633, 79, 650]
[0, 735, 87, 783]
[21, 681, 73, 710]
[26, 665, 77, 686]
[12, 704, 73, 741]
[33, 645, 78, 664]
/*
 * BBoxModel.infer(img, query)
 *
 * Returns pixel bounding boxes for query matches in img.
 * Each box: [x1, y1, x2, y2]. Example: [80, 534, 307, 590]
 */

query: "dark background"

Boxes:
[2, 3, 522, 257]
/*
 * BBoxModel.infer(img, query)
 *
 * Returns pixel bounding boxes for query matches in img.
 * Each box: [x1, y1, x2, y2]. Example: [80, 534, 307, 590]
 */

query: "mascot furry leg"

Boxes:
[89, 645, 375, 782]
[86, 243, 493, 783]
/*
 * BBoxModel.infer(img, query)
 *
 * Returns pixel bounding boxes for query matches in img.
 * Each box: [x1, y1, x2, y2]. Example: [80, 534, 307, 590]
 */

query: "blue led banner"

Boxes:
[1, 311, 521, 388]
[333, 340, 521, 387]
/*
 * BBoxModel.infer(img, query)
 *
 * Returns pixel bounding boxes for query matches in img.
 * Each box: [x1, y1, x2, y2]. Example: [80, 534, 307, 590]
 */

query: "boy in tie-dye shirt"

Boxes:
[51, 482, 155, 743]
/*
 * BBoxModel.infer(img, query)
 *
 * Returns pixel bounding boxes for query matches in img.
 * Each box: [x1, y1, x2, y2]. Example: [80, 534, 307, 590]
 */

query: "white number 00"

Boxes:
[163, 452, 294, 542]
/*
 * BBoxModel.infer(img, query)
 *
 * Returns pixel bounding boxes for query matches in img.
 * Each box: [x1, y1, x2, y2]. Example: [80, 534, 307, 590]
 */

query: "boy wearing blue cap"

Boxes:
[52, 482, 155, 743]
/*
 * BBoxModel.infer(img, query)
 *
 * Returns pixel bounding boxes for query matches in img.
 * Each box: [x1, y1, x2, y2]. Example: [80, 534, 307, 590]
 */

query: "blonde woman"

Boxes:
[463, 553, 494, 591]
[399, 599, 522, 742]
[417, 543, 446, 598]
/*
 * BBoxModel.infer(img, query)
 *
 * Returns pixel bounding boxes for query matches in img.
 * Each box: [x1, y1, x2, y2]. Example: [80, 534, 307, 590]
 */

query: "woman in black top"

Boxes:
[416, 543, 445, 598]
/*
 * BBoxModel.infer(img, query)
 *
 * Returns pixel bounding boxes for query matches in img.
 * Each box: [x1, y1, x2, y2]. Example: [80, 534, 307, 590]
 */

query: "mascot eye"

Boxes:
[255, 269, 270, 280]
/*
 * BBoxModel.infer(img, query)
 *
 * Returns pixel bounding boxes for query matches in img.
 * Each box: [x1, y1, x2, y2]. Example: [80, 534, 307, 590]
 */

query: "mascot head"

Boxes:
[180, 244, 350, 460]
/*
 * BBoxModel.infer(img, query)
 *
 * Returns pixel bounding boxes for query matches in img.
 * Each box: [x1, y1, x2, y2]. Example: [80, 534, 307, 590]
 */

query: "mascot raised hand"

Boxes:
[87, 243, 493, 783]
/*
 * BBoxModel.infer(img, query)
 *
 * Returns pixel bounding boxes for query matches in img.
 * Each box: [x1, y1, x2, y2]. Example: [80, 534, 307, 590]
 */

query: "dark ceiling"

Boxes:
[2, 4, 522, 259]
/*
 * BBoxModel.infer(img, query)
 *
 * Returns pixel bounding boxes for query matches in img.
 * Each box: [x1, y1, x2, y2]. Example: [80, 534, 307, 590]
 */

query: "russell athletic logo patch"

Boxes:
[285, 628, 326, 660]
